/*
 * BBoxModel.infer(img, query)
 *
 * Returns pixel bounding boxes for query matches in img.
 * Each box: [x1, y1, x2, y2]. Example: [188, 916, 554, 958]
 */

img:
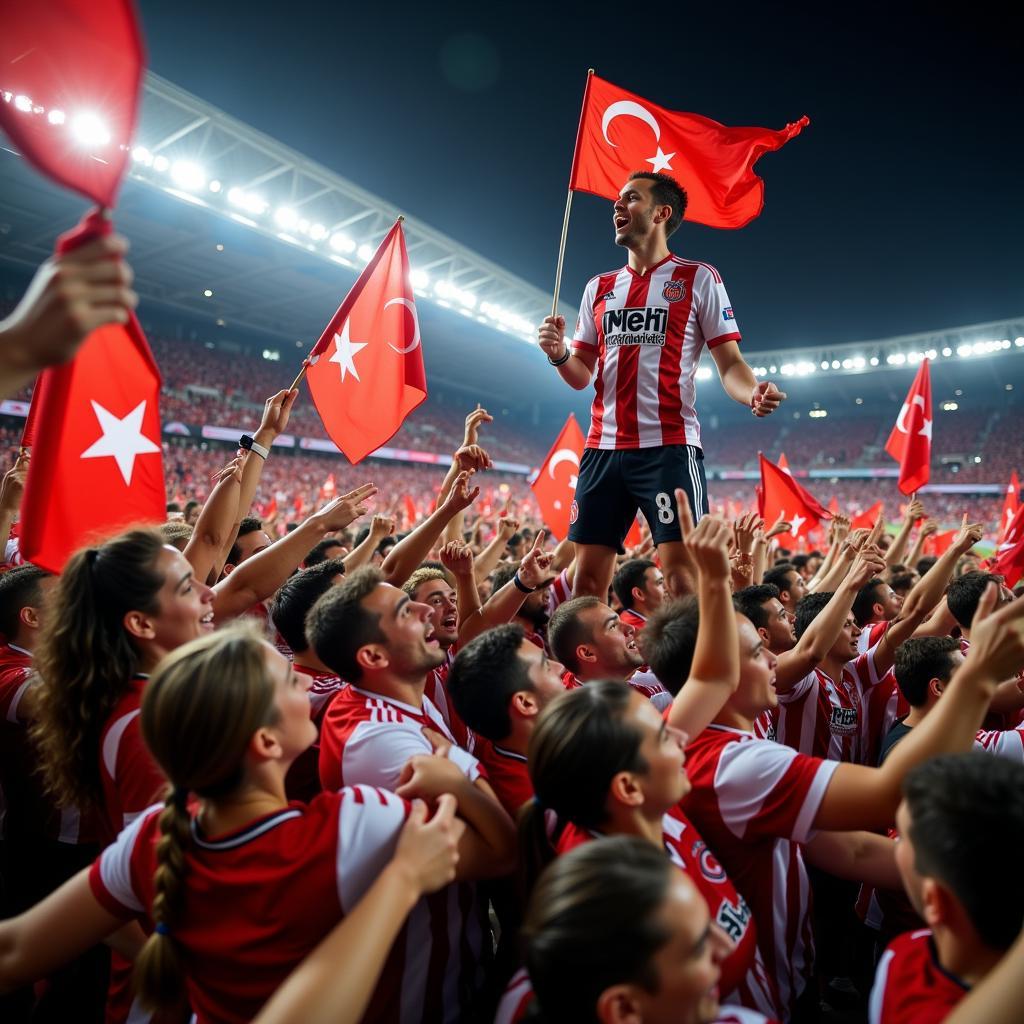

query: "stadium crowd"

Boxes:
[0, 193, 1022, 1024]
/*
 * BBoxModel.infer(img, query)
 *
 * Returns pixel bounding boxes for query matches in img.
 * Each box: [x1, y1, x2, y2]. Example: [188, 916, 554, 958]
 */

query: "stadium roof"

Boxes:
[1, 72, 1022, 413]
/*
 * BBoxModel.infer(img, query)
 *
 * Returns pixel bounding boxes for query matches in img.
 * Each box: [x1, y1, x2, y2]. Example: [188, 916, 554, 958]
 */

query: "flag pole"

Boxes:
[551, 69, 595, 317]
[288, 215, 407, 391]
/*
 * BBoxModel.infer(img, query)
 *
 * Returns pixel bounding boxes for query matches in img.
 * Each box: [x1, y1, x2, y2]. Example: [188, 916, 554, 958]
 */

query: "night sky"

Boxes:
[138, 2, 1022, 351]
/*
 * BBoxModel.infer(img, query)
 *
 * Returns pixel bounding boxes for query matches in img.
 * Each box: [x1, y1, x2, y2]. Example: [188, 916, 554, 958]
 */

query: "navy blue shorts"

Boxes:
[568, 445, 709, 551]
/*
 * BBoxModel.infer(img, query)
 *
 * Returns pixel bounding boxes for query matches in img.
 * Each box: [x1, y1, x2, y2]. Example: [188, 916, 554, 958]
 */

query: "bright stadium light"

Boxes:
[852, 356, 865, 368]
[170, 160, 207, 191]
[886, 353, 906, 365]
[942, 401, 959, 411]
[275, 206, 298, 229]
[329, 232, 355, 253]
[695, 366, 713, 381]
[808, 408, 828, 418]
[227, 187, 267, 215]
[410, 268, 430, 290]
[308, 222, 327, 241]
[131, 146, 153, 166]
[831, 360, 840, 370]
[208, 179, 222, 193]
[70, 112, 110, 147]
[957, 344, 972, 357]
[869, 357, 879, 366]
[152, 154, 170, 172]
[357, 243, 374, 262]
[47, 108, 65, 125]
[942, 347, 952, 357]
[820, 361, 829, 370]
[14, 94, 32, 112]
[1016, 337, 1024, 347]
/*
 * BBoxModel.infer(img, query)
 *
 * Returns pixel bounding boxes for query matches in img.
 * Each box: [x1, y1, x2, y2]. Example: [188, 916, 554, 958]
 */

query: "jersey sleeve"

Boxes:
[570, 276, 600, 352]
[776, 670, 817, 705]
[693, 265, 741, 348]
[713, 739, 838, 843]
[336, 785, 410, 911]
[88, 805, 161, 918]
[974, 725, 1024, 762]
[103, 711, 168, 827]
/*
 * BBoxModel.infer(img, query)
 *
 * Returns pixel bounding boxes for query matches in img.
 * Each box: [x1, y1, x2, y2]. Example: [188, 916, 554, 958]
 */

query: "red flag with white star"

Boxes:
[758, 453, 830, 545]
[20, 214, 163, 572]
[993, 504, 1024, 588]
[884, 359, 932, 495]
[569, 74, 809, 229]
[998, 470, 1021, 546]
[851, 501, 884, 531]
[531, 414, 585, 541]
[0, 0, 144, 208]
[304, 219, 426, 464]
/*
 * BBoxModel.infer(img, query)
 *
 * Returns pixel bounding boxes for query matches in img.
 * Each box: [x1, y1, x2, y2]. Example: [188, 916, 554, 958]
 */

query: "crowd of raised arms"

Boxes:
[0, 203, 1024, 1024]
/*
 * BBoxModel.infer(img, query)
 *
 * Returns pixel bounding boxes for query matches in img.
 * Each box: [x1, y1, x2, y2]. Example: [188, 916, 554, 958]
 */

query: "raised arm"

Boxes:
[344, 514, 395, 573]
[884, 498, 925, 569]
[182, 456, 242, 584]
[0, 453, 28, 561]
[473, 510, 518, 583]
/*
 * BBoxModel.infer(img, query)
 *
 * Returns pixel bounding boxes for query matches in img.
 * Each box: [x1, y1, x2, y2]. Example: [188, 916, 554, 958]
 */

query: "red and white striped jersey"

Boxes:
[681, 724, 839, 1014]
[974, 722, 1024, 760]
[88, 786, 433, 1024]
[562, 669, 672, 711]
[619, 607, 647, 632]
[546, 568, 573, 615]
[285, 665, 346, 803]
[856, 619, 889, 654]
[775, 647, 887, 763]
[318, 685, 482, 793]
[555, 808, 779, 1017]
[869, 929, 968, 1024]
[426, 645, 475, 752]
[475, 740, 533, 818]
[571, 255, 740, 451]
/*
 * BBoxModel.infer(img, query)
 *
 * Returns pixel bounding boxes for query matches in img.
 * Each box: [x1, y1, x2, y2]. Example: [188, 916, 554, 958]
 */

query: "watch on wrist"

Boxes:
[239, 434, 270, 459]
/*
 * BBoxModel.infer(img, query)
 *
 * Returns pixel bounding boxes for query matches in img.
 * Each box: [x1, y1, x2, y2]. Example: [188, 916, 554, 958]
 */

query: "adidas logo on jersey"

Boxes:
[601, 306, 668, 347]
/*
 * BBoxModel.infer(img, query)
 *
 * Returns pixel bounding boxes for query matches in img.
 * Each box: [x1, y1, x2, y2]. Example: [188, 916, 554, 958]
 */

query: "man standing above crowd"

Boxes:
[537, 171, 785, 601]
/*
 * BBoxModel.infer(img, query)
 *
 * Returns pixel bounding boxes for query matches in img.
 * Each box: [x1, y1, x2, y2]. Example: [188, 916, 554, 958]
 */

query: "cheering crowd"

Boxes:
[0, 177, 1022, 1024]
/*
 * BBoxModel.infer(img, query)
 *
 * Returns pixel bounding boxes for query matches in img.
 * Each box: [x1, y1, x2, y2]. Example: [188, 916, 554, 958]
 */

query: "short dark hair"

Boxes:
[793, 591, 834, 641]
[165, 502, 181, 513]
[852, 579, 887, 627]
[548, 597, 601, 673]
[447, 624, 531, 742]
[490, 563, 518, 593]
[947, 571, 1003, 630]
[270, 558, 346, 654]
[612, 559, 655, 611]
[639, 597, 698, 695]
[304, 537, 346, 568]
[890, 572, 916, 596]
[0, 564, 50, 638]
[790, 554, 809, 571]
[763, 564, 798, 597]
[904, 753, 1024, 950]
[915, 556, 937, 576]
[627, 171, 688, 237]
[732, 584, 782, 634]
[894, 636, 960, 708]
[227, 516, 265, 566]
[305, 567, 386, 682]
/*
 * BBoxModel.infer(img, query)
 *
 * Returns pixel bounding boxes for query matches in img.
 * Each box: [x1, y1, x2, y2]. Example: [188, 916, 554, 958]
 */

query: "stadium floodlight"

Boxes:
[886, 353, 906, 365]
[695, 366, 713, 381]
[869, 357, 879, 366]
[852, 356, 866, 369]
[942, 347, 952, 357]
[820, 361, 829, 370]
[808, 408, 828, 418]
[203, 289, 213, 297]
[47, 108, 65, 125]
[830, 360, 840, 369]
[131, 146, 153, 166]
[14, 94, 32, 112]
[1016, 338, 1024, 347]
[956, 344, 972, 357]
[357, 243, 373, 263]
[227, 187, 267, 215]
[208, 179, 222, 193]
[769, 365, 777, 374]
[925, 349, 937, 360]
[459, 291, 477, 309]
[70, 112, 111, 147]
[170, 160, 207, 191]
[329, 232, 355, 253]
[308, 222, 327, 241]
[941, 401, 959, 411]
[275, 206, 298, 229]
[410, 268, 430, 290]
[152, 154, 169, 172]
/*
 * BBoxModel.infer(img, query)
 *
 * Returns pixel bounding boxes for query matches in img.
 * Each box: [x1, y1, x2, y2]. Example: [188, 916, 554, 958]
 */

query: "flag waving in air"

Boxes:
[570, 74, 809, 229]
[885, 359, 932, 495]
[998, 470, 1021, 546]
[304, 219, 427, 464]
[993, 504, 1024, 588]
[758, 453, 830, 544]
[532, 415, 585, 540]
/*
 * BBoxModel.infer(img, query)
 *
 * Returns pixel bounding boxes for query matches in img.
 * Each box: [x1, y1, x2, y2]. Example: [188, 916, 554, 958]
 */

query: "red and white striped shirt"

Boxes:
[475, 740, 533, 818]
[572, 255, 740, 451]
[681, 725, 839, 1014]
[856, 619, 889, 654]
[426, 645, 475, 752]
[89, 786, 423, 1024]
[869, 929, 968, 1024]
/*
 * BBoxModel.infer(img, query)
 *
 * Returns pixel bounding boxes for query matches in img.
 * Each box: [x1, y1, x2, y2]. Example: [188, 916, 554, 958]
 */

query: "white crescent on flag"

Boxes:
[384, 297, 422, 354]
[601, 100, 661, 146]
[547, 448, 580, 480]
[895, 394, 926, 433]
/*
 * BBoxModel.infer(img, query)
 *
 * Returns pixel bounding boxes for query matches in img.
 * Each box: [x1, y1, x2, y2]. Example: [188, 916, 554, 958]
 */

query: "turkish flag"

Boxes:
[0, 0, 144, 208]
[570, 74, 809, 229]
[777, 452, 792, 476]
[924, 530, 957, 558]
[998, 470, 1021, 546]
[305, 220, 426, 464]
[532, 415, 585, 540]
[993, 505, 1024, 587]
[19, 220, 163, 573]
[851, 501, 884, 532]
[885, 360, 932, 495]
[759, 453, 830, 544]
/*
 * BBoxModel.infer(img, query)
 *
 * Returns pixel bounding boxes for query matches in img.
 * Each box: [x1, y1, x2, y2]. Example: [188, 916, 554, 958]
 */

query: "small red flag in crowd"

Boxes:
[570, 74, 809, 229]
[998, 470, 1021, 545]
[403, 494, 417, 529]
[624, 517, 645, 550]
[992, 504, 1024, 587]
[777, 452, 792, 476]
[885, 359, 932, 495]
[20, 214, 164, 573]
[305, 220, 426, 465]
[758, 453, 830, 544]
[851, 501, 884, 532]
[532, 415, 585, 540]
[924, 530, 957, 558]
[0, 0, 144, 208]
[320, 473, 336, 500]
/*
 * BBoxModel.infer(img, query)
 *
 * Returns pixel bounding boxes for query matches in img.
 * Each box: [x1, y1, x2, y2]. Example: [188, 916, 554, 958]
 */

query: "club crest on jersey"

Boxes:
[662, 280, 686, 303]
[569, 500, 579, 525]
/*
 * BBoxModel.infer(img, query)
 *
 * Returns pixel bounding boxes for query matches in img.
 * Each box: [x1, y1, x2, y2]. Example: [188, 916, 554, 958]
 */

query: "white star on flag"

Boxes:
[918, 418, 933, 441]
[329, 320, 368, 383]
[645, 147, 676, 173]
[80, 400, 161, 486]
[788, 513, 806, 537]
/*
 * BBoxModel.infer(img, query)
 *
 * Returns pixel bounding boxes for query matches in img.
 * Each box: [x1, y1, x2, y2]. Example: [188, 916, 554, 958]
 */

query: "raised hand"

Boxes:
[257, 388, 299, 441]
[537, 315, 568, 362]
[369, 513, 397, 540]
[905, 498, 926, 523]
[313, 483, 378, 531]
[439, 471, 480, 515]
[454, 443, 492, 473]
[463, 404, 493, 446]
[0, 452, 30, 514]
[765, 514, 793, 540]
[686, 515, 733, 581]
[518, 530, 555, 589]
[849, 545, 886, 588]
[751, 381, 787, 417]
[439, 540, 475, 578]
[954, 513, 984, 552]
[961, 582, 1024, 686]
[732, 511, 764, 555]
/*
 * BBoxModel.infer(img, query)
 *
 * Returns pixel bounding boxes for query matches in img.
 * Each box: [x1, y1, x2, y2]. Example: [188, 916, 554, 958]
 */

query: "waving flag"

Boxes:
[759, 453, 830, 544]
[570, 74, 809, 228]
[885, 360, 932, 495]
[0, 0, 144, 208]
[993, 504, 1024, 587]
[532, 415, 585, 540]
[998, 470, 1021, 546]
[304, 219, 426, 464]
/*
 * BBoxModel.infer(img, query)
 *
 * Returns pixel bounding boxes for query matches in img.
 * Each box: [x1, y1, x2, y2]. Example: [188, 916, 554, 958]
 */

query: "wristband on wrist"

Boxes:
[513, 573, 537, 593]
[547, 346, 571, 367]
[239, 434, 269, 459]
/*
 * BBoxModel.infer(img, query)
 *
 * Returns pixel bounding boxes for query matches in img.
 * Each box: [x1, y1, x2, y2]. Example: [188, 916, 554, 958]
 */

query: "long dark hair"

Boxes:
[31, 529, 165, 811]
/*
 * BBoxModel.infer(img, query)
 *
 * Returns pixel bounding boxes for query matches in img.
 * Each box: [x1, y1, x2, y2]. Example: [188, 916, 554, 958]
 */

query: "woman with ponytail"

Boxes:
[0, 625, 513, 1024]
[519, 837, 772, 1024]
[514, 681, 778, 1019]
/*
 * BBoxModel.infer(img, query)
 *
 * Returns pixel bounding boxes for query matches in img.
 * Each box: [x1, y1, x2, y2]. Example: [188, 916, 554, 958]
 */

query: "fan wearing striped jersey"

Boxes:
[538, 172, 786, 602]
